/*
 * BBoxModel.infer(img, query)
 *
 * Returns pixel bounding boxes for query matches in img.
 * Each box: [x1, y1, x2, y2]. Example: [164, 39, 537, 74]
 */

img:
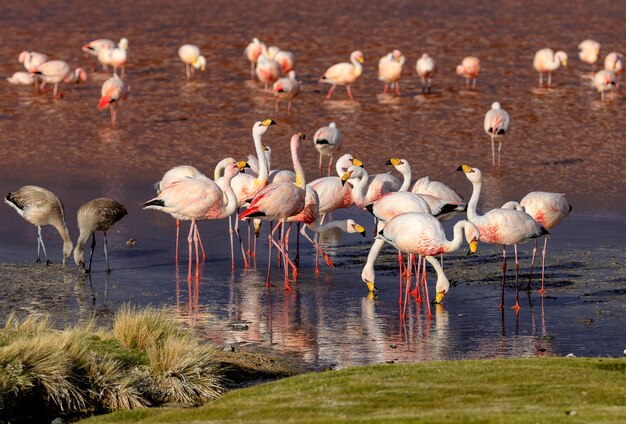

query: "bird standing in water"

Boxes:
[483, 102, 511, 167]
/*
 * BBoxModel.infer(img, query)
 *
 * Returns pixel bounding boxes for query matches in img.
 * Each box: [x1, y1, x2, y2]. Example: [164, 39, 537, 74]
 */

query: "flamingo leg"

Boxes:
[185, 64, 190, 79]
[500, 246, 507, 309]
[325, 84, 337, 100]
[472, 78, 477, 90]
[301, 227, 334, 272]
[228, 215, 235, 270]
[111, 105, 117, 127]
[279, 223, 290, 290]
[540, 238, 548, 295]
[491, 135, 496, 167]
[465, 78, 469, 90]
[512, 244, 521, 311]
[88, 233, 96, 273]
[383, 83, 388, 94]
[187, 220, 195, 281]
[247, 221, 252, 257]
[414, 254, 422, 302]
[423, 257, 432, 319]
[197, 228, 206, 261]
[525, 239, 538, 291]
[36, 226, 50, 264]
[250, 62, 255, 81]
[402, 253, 412, 317]
[318, 153, 324, 177]
[398, 251, 404, 303]
[346, 84, 353, 99]
[497, 140, 503, 167]
[395, 79, 401, 96]
[175, 219, 181, 262]
[539, 72, 543, 87]
[234, 212, 249, 268]
[193, 221, 200, 280]
[294, 223, 300, 267]
[266, 222, 277, 287]
[327, 154, 334, 177]
[287, 100, 293, 116]
[547, 72, 552, 87]
[274, 98, 279, 114]
[103, 231, 111, 272]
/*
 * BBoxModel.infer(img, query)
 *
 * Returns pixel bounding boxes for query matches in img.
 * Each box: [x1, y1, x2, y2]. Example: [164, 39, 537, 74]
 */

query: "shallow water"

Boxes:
[0, 1, 625, 368]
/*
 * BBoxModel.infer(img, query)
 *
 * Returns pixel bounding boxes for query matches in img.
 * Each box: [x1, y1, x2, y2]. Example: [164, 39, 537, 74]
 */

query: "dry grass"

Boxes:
[113, 305, 187, 352]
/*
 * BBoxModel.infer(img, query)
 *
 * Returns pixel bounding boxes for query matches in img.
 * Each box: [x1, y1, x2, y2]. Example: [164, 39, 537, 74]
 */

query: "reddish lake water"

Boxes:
[0, 0, 624, 367]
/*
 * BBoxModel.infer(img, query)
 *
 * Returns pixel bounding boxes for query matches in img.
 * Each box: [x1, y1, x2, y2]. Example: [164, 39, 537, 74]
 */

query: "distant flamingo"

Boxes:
[456, 56, 480, 90]
[314, 122, 343, 176]
[6, 72, 36, 86]
[98, 74, 129, 127]
[18, 51, 48, 91]
[178, 44, 206, 79]
[145, 162, 244, 280]
[378, 49, 405, 95]
[533, 48, 567, 87]
[5, 185, 73, 266]
[458, 165, 548, 310]
[604, 52, 623, 89]
[272, 71, 300, 115]
[244, 37, 267, 80]
[255, 54, 280, 90]
[361, 212, 479, 317]
[592, 69, 616, 100]
[274, 49, 295, 74]
[416, 53, 437, 93]
[484, 102, 511, 167]
[33, 60, 87, 98]
[501, 191, 572, 294]
[320, 50, 364, 100]
[82, 39, 115, 71]
[578, 39, 601, 72]
[74, 198, 127, 273]
[240, 133, 308, 290]
[110, 38, 129, 77]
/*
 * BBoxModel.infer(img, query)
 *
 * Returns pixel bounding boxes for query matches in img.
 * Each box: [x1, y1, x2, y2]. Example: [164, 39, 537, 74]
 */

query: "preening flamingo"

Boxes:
[244, 37, 267, 80]
[74, 198, 127, 273]
[82, 39, 115, 71]
[483, 102, 511, 167]
[458, 165, 548, 310]
[416, 53, 437, 93]
[378, 49, 405, 95]
[98, 74, 129, 127]
[456, 56, 480, 90]
[178, 44, 206, 79]
[255, 54, 280, 90]
[33, 60, 87, 98]
[272, 71, 300, 115]
[7, 72, 36, 86]
[5, 185, 73, 265]
[533, 48, 567, 87]
[240, 133, 308, 290]
[19, 51, 48, 73]
[578, 39, 601, 71]
[502, 192, 572, 294]
[313, 122, 343, 176]
[320, 50, 364, 100]
[592, 70, 616, 100]
[361, 212, 479, 317]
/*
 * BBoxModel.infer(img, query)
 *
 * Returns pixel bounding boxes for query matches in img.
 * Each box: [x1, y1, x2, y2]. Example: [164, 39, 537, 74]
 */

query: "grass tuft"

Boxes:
[113, 305, 187, 352]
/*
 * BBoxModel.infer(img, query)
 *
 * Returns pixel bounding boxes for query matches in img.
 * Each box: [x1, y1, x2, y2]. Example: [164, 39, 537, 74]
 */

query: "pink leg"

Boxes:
[318, 154, 324, 177]
[287, 100, 293, 116]
[398, 251, 404, 303]
[472, 78, 477, 91]
[383, 83, 388, 94]
[302, 229, 334, 272]
[512, 244, 521, 311]
[500, 246, 507, 309]
[540, 238, 548, 295]
[193, 222, 200, 280]
[395, 80, 401, 96]
[111, 106, 117, 127]
[187, 220, 195, 281]
[247, 222, 252, 257]
[274, 98, 279, 113]
[327, 154, 333, 177]
[525, 239, 538, 291]
[233, 213, 249, 268]
[266, 222, 279, 287]
[325, 84, 336, 100]
[346, 84, 353, 99]
[402, 253, 412, 318]
[196, 228, 207, 261]
[423, 258, 432, 319]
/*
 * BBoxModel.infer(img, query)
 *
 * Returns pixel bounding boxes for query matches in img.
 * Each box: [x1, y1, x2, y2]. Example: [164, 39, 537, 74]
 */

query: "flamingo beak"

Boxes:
[469, 239, 479, 254]
[341, 172, 351, 186]
[386, 158, 401, 166]
[366, 281, 378, 294]
[354, 224, 366, 237]
[298, 132, 306, 140]
[357, 56, 364, 64]
[435, 291, 446, 304]
[352, 158, 363, 167]
[236, 161, 249, 172]
[457, 164, 473, 173]
[262, 119, 276, 127]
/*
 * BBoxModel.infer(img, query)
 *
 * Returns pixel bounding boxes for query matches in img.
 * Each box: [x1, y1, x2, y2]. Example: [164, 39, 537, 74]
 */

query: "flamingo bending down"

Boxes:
[215, 119, 276, 269]
[240, 133, 308, 290]
[110, 38, 129, 77]
[98, 74, 129, 127]
[274, 49, 295, 74]
[272, 71, 300, 115]
[19, 51, 49, 73]
[320, 50, 364, 100]
[7, 72, 36, 86]
[416, 53, 438, 93]
[82, 39, 115, 71]
[313, 122, 343, 176]
[533, 48, 567, 87]
[5, 186, 73, 265]
[255, 54, 280, 90]
[458, 165, 548, 310]
[502, 192, 572, 294]
[145, 162, 245, 280]
[178, 44, 206, 79]
[244, 37, 267, 81]
[592, 70, 616, 100]
[378, 49, 405, 95]
[74, 198, 127, 273]
[361, 212, 479, 317]
[33, 60, 87, 98]
[578, 39, 601, 72]
[484, 102, 511, 167]
[456, 56, 480, 90]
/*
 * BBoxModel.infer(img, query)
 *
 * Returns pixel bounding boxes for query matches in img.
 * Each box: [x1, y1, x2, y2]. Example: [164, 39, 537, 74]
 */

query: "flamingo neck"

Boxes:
[443, 220, 469, 253]
[221, 173, 239, 218]
[253, 131, 268, 186]
[52, 221, 73, 261]
[399, 164, 412, 192]
[350, 169, 369, 208]
[308, 218, 349, 234]
[467, 179, 482, 222]
[352, 58, 363, 77]
[213, 158, 234, 180]
[362, 237, 385, 285]
[425, 255, 450, 294]
[291, 139, 306, 189]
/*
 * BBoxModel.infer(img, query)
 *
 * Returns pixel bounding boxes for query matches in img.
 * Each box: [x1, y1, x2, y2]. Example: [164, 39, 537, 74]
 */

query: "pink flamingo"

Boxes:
[578, 39, 601, 72]
[255, 54, 280, 90]
[274, 49, 295, 74]
[244, 37, 267, 81]
[313, 122, 343, 176]
[484, 102, 511, 167]
[308, 154, 362, 220]
[320, 50, 364, 100]
[378, 49, 405, 95]
[272, 71, 300, 115]
[178, 44, 206, 79]
[604, 52, 624, 89]
[533, 48, 567, 87]
[98, 74, 129, 127]
[33, 60, 87, 98]
[416, 53, 438, 94]
[82, 39, 115, 71]
[592, 69, 616, 100]
[341, 165, 401, 209]
[456, 56, 480, 90]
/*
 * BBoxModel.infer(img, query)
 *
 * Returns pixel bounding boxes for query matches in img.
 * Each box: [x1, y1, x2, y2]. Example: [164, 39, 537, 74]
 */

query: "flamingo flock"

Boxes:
[6, 33, 600, 316]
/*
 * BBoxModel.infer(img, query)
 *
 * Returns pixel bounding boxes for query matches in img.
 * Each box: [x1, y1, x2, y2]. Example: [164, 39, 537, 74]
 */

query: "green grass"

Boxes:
[82, 358, 626, 423]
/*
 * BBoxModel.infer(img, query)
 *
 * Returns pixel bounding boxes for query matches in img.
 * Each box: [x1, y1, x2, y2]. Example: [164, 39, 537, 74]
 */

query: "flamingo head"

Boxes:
[491, 101, 501, 110]
[393, 49, 403, 62]
[457, 164, 482, 184]
[434, 271, 450, 304]
[463, 222, 480, 254]
[18, 51, 29, 64]
[556, 51, 568, 67]
[347, 219, 366, 237]
[351, 50, 364, 64]
[194, 55, 206, 71]
[119, 38, 129, 50]
[253, 119, 276, 137]
[361, 264, 378, 294]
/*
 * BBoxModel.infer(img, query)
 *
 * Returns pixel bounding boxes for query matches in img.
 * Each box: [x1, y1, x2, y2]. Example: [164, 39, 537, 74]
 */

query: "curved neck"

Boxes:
[336, 159, 350, 177]
[362, 238, 385, 284]
[214, 158, 233, 180]
[52, 221, 73, 260]
[398, 164, 411, 192]
[443, 221, 469, 253]
[221, 173, 239, 218]
[308, 218, 349, 233]
[291, 139, 306, 189]
[425, 255, 450, 294]
[351, 57, 363, 77]
[350, 169, 369, 208]
[252, 130, 269, 186]
[467, 179, 483, 222]
[74, 228, 91, 266]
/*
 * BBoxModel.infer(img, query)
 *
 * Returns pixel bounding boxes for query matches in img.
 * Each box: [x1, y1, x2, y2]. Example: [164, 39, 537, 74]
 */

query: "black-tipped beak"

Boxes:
[385, 159, 393, 165]
[456, 165, 464, 171]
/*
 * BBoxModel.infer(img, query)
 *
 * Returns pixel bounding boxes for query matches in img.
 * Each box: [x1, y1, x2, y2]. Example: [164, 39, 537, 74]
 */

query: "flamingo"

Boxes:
[240, 133, 308, 290]
[456, 56, 480, 90]
[82, 39, 115, 71]
[215, 119, 276, 268]
[18, 51, 48, 91]
[378, 49, 405, 95]
[32, 60, 87, 98]
[178, 44, 206, 79]
[320, 50, 364, 100]
[145, 162, 245, 280]
[74, 198, 127, 273]
[272, 71, 300, 115]
[458, 165, 548, 310]
[313, 122, 343, 176]
[98, 74, 129, 127]
[416, 53, 437, 94]
[244, 37, 267, 81]
[533, 48, 567, 87]
[502, 192, 572, 294]
[255, 54, 280, 90]
[247, 146, 296, 183]
[110, 38, 129, 77]
[578, 39, 601, 72]
[341, 165, 401, 209]
[274, 49, 295, 74]
[5, 185, 73, 266]
[484, 102, 511, 167]
[7, 72, 36, 86]
[361, 212, 479, 317]
[411, 176, 466, 220]
[309, 154, 363, 219]
[592, 70, 616, 100]
[604, 52, 624, 89]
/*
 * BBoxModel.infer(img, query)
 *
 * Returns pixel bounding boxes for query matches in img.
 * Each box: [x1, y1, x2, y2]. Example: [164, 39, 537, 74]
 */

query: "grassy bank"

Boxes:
[0, 306, 295, 423]
[83, 357, 626, 423]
